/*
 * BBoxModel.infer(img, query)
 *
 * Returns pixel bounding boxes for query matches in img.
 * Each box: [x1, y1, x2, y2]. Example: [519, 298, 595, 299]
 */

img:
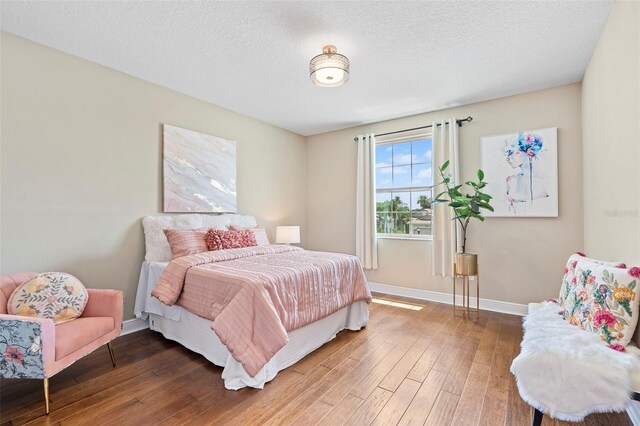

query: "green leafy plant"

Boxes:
[433, 160, 494, 253]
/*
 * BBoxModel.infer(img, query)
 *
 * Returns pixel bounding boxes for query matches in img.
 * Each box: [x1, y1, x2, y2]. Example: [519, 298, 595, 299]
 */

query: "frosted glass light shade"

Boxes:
[310, 45, 350, 87]
[276, 226, 301, 244]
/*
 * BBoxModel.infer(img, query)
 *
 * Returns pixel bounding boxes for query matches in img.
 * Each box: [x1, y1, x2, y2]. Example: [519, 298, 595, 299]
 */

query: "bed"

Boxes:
[133, 214, 371, 390]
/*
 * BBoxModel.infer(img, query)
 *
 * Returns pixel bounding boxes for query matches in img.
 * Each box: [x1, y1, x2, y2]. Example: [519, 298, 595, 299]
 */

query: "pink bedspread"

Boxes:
[151, 245, 371, 377]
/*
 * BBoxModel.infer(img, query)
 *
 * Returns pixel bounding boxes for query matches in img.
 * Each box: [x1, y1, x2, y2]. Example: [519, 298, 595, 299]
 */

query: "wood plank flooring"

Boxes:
[0, 293, 633, 425]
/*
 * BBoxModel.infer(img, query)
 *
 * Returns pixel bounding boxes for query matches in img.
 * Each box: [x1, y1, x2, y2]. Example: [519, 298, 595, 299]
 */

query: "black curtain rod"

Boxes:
[353, 116, 473, 142]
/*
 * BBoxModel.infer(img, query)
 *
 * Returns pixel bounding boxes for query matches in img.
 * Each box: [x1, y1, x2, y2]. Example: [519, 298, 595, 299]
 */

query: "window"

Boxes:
[375, 136, 433, 238]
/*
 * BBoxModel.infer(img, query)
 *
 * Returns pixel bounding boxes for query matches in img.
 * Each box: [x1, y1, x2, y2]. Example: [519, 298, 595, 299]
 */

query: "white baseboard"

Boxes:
[369, 282, 527, 316]
[121, 318, 149, 335]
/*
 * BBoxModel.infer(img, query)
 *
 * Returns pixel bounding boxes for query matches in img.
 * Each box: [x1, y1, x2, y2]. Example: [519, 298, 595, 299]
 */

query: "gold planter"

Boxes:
[452, 252, 480, 319]
[455, 252, 478, 276]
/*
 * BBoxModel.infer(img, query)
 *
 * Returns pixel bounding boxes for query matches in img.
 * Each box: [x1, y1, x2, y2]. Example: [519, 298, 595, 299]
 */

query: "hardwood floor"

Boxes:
[0, 293, 633, 426]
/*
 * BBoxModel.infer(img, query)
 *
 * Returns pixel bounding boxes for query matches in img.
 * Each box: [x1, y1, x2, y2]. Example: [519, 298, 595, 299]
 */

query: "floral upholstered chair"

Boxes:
[0, 272, 123, 414]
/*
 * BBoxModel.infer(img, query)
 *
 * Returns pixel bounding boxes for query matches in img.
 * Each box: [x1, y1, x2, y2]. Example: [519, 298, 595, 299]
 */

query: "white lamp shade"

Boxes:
[276, 226, 301, 244]
[309, 45, 350, 87]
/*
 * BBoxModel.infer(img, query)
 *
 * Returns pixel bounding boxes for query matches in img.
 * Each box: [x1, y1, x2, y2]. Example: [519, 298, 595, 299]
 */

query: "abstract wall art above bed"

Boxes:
[481, 127, 558, 217]
[163, 124, 237, 213]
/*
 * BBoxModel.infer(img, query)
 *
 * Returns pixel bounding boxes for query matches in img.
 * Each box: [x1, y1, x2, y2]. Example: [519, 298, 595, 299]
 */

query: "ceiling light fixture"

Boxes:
[309, 45, 350, 87]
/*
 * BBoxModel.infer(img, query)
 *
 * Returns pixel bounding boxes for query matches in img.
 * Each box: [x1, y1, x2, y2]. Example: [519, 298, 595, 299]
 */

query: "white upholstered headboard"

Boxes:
[142, 214, 258, 262]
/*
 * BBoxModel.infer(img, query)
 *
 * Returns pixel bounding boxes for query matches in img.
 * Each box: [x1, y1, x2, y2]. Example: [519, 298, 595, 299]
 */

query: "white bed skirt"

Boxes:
[149, 301, 369, 390]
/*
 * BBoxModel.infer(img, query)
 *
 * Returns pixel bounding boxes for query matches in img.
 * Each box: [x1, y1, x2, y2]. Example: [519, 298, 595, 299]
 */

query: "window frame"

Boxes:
[375, 132, 434, 241]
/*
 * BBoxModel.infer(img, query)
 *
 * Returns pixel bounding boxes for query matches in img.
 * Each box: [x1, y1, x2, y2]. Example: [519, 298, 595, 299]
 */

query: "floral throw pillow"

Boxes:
[559, 254, 581, 315]
[567, 260, 640, 346]
[7, 272, 89, 324]
[559, 253, 625, 320]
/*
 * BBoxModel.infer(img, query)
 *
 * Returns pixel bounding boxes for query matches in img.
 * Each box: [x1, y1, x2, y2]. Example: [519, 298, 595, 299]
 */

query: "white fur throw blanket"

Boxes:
[510, 302, 640, 422]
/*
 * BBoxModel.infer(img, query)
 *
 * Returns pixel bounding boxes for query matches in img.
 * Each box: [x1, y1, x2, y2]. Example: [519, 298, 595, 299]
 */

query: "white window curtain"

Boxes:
[432, 118, 461, 277]
[356, 133, 378, 269]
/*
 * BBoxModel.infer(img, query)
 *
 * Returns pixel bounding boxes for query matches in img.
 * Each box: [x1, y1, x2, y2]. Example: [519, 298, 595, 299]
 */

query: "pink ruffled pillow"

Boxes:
[228, 225, 270, 246]
[206, 229, 257, 251]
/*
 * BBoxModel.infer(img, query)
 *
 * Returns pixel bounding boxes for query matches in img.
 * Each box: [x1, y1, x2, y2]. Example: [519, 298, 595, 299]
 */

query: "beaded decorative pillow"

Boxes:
[206, 229, 257, 251]
[228, 225, 270, 246]
[7, 272, 89, 324]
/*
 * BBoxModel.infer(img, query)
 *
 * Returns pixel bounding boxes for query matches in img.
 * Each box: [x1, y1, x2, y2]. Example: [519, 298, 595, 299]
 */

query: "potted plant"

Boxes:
[433, 160, 494, 275]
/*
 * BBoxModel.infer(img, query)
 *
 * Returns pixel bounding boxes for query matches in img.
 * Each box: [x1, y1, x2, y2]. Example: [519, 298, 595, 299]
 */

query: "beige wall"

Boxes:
[5, 14, 629, 315]
[582, 0, 640, 265]
[0, 33, 307, 319]
[307, 84, 583, 305]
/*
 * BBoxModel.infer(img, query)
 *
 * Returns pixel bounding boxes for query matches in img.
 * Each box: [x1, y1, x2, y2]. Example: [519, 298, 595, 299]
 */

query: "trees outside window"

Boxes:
[375, 137, 433, 238]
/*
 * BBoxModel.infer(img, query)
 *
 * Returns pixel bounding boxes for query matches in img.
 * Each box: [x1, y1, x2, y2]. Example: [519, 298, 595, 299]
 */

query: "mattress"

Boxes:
[134, 261, 369, 389]
[135, 261, 180, 321]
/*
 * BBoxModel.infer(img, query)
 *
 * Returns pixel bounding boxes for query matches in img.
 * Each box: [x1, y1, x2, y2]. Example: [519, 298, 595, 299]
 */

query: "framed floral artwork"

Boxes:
[481, 127, 558, 217]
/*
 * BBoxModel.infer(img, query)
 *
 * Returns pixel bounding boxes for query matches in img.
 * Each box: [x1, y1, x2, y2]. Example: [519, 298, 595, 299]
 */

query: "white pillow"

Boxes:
[142, 214, 258, 262]
[571, 259, 640, 347]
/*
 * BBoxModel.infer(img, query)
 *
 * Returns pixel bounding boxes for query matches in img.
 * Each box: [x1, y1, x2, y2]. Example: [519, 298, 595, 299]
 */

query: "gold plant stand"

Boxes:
[452, 253, 480, 319]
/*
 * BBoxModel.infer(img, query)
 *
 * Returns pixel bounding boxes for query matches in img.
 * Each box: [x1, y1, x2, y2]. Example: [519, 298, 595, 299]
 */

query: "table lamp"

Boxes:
[276, 226, 300, 245]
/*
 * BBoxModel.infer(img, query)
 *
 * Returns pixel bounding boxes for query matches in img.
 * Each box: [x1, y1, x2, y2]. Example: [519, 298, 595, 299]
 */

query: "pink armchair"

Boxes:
[0, 272, 123, 414]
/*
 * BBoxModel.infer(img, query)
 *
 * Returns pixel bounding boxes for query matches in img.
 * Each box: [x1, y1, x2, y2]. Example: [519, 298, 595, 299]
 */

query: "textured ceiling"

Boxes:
[1, 1, 612, 136]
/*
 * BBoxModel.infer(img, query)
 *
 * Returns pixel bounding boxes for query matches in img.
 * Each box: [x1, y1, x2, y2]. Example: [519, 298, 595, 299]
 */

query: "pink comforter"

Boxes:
[152, 245, 371, 377]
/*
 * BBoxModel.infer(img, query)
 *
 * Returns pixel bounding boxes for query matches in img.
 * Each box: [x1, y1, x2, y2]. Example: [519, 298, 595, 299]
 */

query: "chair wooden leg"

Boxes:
[532, 408, 543, 426]
[43, 377, 50, 415]
[107, 341, 116, 367]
